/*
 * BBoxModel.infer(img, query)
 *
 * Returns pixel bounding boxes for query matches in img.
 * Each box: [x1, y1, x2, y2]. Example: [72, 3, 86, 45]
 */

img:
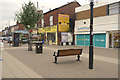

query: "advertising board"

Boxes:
[58, 14, 69, 32]
[68, 33, 73, 42]
[61, 32, 68, 42]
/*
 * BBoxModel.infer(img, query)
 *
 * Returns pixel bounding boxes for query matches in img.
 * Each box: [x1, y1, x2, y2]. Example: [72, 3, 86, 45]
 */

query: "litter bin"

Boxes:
[36, 42, 43, 53]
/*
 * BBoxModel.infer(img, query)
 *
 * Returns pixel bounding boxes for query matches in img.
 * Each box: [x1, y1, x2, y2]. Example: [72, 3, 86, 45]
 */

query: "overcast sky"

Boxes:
[0, 0, 119, 31]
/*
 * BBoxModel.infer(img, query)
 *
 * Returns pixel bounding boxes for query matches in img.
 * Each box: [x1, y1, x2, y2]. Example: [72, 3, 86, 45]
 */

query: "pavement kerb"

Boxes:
[0, 61, 2, 80]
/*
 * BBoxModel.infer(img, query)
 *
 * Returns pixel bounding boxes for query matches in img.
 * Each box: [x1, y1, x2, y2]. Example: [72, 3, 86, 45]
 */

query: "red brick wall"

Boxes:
[76, 5, 107, 20]
[39, 1, 80, 27]
[38, 1, 80, 45]
[18, 24, 25, 30]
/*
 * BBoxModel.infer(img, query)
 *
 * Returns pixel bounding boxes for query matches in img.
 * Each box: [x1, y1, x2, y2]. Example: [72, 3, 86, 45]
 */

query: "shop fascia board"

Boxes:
[74, 31, 106, 35]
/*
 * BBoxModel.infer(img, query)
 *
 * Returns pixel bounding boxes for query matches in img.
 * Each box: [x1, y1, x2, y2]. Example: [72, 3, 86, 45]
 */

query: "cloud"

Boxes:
[0, 0, 90, 31]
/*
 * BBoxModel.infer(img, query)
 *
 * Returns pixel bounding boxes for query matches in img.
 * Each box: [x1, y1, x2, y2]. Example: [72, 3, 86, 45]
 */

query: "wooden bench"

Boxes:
[53, 49, 83, 64]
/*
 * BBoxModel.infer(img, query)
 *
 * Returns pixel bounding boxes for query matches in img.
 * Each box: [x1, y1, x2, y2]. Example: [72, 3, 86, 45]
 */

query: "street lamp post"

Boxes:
[89, 0, 94, 69]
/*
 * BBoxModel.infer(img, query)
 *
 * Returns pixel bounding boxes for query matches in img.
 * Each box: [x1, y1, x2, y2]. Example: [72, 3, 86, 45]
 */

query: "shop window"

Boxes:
[47, 33, 56, 43]
[35, 24, 37, 27]
[109, 31, 120, 48]
[51, 33, 56, 42]
[109, 2, 120, 15]
[107, 5, 109, 15]
[49, 16, 53, 26]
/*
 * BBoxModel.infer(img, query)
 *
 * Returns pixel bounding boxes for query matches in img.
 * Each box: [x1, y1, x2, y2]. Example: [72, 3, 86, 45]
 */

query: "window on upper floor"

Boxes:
[35, 24, 37, 27]
[49, 16, 53, 26]
[109, 2, 120, 15]
[41, 18, 44, 27]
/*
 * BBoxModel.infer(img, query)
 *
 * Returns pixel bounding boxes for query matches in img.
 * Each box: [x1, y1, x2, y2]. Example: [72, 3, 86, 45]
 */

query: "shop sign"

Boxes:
[39, 28, 45, 33]
[38, 25, 57, 33]
[77, 27, 89, 32]
[58, 14, 69, 32]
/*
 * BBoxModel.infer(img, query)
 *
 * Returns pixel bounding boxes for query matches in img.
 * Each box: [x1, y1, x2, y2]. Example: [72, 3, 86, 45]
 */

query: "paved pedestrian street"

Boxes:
[1, 41, 119, 78]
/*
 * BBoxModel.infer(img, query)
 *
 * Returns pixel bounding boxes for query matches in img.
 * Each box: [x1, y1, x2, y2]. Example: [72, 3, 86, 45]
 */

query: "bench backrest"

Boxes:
[57, 49, 82, 57]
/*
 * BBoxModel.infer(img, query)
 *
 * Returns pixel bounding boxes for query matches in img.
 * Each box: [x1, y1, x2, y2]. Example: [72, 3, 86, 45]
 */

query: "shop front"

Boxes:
[75, 24, 107, 48]
[31, 29, 38, 43]
[109, 30, 120, 48]
[75, 13, 119, 48]
[14, 30, 29, 43]
[76, 34, 106, 48]
[38, 25, 57, 45]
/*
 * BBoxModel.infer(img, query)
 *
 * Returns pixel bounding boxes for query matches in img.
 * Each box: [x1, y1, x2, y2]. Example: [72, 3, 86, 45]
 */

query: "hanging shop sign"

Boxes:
[38, 25, 57, 33]
[58, 14, 69, 32]
[76, 26, 89, 32]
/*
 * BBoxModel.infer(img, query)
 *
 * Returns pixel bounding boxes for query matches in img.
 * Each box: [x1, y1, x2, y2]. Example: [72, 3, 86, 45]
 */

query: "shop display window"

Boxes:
[109, 31, 120, 48]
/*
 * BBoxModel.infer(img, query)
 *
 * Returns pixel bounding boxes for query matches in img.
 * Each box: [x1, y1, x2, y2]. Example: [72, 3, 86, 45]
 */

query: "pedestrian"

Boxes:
[19, 37, 22, 46]
[2, 38, 3, 42]
[10, 37, 12, 46]
[19, 34, 23, 46]
[42, 39, 44, 44]
[9, 37, 11, 46]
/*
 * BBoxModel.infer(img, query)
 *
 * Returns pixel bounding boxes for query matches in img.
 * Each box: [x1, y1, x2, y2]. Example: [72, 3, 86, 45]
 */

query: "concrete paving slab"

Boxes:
[2, 51, 42, 78]
[3, 42, 119, 78]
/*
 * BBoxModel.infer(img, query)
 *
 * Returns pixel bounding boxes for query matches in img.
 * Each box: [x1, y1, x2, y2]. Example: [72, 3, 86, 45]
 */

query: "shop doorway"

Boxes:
[47, 33, 56, 44]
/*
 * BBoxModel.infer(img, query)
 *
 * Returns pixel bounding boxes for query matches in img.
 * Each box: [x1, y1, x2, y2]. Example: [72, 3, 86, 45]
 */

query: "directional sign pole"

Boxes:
[89, 0, 94, 69]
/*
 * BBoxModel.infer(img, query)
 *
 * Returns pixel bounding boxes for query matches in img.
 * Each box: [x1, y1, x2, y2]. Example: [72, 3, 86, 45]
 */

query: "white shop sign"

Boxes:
[77, 27, 89, 32]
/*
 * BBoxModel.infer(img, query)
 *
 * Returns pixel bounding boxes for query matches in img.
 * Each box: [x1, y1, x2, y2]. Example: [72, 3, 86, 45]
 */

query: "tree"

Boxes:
[16, 1, 43, 51]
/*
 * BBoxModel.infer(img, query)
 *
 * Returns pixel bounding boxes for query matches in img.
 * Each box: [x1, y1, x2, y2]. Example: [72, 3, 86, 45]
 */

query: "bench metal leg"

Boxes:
[54, 56, 57, 64]
[76, 55, 80, 61]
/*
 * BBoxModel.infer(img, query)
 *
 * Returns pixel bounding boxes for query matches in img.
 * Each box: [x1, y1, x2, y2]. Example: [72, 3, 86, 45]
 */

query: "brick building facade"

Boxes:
[38, 1, 80, 45]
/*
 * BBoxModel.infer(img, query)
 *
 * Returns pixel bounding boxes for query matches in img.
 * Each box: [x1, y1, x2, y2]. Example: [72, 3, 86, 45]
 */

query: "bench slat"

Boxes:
[57, 49, 82, 57]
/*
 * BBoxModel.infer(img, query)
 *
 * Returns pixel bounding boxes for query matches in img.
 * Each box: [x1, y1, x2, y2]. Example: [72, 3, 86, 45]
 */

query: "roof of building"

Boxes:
[44, 1, 80, 15]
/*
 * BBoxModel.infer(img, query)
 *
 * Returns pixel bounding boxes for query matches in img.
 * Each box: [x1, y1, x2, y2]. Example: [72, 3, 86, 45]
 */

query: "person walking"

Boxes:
[19, 34, 22, 46]
[8, 37, 12, 46]
[10, 37, 12, 46]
